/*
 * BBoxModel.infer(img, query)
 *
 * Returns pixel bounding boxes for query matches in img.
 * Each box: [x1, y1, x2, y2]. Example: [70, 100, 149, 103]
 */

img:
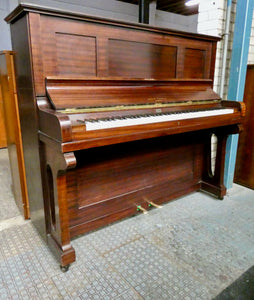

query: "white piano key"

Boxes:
[85, 108, 234, 131]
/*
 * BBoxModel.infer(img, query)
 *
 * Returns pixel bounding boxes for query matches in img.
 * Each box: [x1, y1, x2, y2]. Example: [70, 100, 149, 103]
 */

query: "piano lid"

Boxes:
[45, 77, 221, 110]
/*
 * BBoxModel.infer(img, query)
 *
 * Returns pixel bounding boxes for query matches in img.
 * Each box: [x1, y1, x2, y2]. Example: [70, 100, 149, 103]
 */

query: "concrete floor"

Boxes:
[0, 148, 254, 299]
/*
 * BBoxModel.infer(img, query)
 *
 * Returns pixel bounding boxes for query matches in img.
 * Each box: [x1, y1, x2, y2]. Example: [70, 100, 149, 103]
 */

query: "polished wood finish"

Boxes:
[235, 65, 254, 189]
[0, 51, 30, 219]
[6, 4, 244, 268]
[46, 78, 220, 109]
[6, 4, 219, 96]
[8, 14, 44, 233]
[0, 84, 7, 148]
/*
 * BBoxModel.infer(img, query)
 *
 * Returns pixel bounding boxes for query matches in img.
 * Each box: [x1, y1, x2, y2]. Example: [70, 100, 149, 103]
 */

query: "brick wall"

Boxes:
[198, 0, 254, 96]
[198, 0, 237, 99]
[248, 16, 254, 64]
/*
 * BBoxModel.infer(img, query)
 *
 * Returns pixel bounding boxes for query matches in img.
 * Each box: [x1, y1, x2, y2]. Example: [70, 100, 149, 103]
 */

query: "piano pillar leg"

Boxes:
[40, 142, 76, 267]
[200, 132, 228, 200]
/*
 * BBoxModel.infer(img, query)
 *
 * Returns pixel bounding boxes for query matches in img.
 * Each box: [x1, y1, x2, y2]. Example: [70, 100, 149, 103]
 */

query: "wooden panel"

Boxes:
[66, 135, 200, 234]
[10, 15, 44, 227]
[39, 16, 101, 84]
[77, 141, 193, 207]
[184, 48, 206, 78]
[29, 13, 44, 96]
[0, 51, 30, 219]
[56, 33, 96, 76]
[26, 12, 216, 94]
[108, 39, 177, 78]
[0, 85, 7, 148]
[46, 78, 218, 109]
[235, 65, 254, 189]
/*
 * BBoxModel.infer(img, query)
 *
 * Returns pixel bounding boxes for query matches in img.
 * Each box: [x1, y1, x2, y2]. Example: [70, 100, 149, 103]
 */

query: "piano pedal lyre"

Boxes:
[144, 197, 162, 209]
[136, 205, 148, 214]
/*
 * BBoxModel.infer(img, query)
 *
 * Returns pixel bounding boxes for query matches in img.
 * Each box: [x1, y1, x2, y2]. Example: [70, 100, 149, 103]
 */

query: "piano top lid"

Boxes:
[5, 4, 220, 42]
[45, 77, 221, 110]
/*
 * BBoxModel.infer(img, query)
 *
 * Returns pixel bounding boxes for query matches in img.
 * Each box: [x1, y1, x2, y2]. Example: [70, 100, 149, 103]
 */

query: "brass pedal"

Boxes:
[136, 205, 148, 214]
[143, 197, 162, 208]
[145, 199, 162, 209]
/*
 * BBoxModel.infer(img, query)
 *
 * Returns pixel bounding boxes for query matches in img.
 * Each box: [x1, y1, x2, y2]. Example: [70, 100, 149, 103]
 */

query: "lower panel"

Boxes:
[66, 135, 203, 237]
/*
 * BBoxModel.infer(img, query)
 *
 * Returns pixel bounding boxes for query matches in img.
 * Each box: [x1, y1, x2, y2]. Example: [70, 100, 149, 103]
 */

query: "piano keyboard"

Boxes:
[85, 108, 234, 131]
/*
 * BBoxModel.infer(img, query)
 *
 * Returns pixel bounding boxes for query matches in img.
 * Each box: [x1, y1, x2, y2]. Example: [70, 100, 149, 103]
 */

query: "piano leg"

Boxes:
[40, 142, 76, 268]
[200, 132, 228, 199]
[200, 125, 242, 199]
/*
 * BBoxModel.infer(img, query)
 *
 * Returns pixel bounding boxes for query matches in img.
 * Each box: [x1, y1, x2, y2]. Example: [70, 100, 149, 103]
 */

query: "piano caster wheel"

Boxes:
[60, 264, 70, 272]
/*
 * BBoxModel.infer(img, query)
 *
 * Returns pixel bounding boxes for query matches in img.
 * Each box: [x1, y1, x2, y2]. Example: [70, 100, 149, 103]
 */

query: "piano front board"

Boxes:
[6, 4, 220, 97]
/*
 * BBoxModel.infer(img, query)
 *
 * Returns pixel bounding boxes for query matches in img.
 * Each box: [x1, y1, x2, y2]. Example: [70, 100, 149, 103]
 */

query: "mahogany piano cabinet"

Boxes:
[0, 51, 30, 219]
[6, 4, 245, 270]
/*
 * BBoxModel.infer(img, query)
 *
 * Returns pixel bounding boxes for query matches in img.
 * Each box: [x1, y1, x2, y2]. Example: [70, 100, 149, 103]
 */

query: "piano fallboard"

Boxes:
[38, 78, 245, 152]
[46, 77, 220, 109]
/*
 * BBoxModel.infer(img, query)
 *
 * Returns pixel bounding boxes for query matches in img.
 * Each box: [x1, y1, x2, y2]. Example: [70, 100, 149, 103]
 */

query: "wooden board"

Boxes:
[66, 135, 201, 237]
[0, 84, 7, 148]
[235, 65, 254, 189]
[30, 13, 216, 95]
[0, 51, 30, 219]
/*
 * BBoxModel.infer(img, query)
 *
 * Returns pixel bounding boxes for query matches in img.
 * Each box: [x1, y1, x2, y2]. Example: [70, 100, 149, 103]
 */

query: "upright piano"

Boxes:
[6, 4, 245, 270]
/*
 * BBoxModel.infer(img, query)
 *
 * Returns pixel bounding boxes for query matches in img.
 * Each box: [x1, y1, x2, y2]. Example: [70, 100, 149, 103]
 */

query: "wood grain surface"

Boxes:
[0, 51, 30, 219]
[235, 65, 254, 189]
